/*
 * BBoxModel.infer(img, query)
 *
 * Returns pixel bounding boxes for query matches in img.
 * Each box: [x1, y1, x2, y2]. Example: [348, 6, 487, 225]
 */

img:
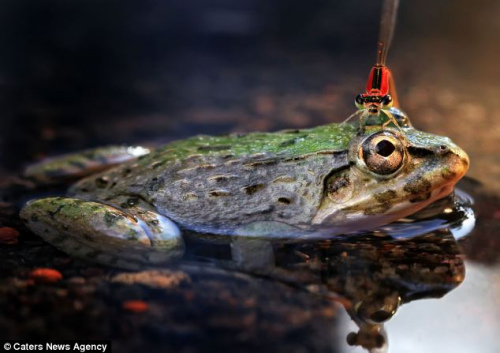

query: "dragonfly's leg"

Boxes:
[381, 110, 402, 131]
[341, 110, 364, 126]
[357, 112, 369, 133]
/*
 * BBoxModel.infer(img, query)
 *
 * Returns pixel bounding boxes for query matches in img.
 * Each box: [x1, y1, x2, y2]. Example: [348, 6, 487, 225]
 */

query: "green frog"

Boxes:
[19, 116, 469, 268]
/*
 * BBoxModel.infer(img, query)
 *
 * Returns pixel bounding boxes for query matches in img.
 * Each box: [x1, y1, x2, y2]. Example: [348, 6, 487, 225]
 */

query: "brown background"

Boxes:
[0, 0, 499, 193]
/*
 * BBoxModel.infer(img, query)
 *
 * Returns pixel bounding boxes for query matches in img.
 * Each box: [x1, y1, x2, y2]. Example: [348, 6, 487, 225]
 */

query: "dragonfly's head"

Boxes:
[355, 93, 393, 114]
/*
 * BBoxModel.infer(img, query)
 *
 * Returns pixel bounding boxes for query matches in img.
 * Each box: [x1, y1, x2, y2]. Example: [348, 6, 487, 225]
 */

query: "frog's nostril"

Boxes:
[438, 145, 449, 154]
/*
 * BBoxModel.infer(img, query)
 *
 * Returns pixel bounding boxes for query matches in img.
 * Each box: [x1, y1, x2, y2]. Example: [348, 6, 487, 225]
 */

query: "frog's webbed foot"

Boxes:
[20, 197, 184, 269]
[24, 145, 150, 185]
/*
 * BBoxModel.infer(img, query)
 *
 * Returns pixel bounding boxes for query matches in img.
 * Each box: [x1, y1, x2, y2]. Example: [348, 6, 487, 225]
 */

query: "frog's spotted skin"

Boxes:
[68, 124, 359, 233]
[20, 122, 469, 267]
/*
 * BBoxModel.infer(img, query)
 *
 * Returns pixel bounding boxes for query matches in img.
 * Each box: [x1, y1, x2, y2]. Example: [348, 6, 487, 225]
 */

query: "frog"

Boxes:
[19, 116, 469, 268]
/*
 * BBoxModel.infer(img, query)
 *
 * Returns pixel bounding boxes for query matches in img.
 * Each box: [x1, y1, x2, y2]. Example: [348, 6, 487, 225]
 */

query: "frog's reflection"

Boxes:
[329, 232, 464, 352]
[184, 191, 473, 353]
[266, 228, 465, 352]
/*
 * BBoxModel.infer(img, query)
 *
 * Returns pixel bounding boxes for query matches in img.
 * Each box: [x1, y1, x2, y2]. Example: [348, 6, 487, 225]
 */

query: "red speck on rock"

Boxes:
[0, 227, 20, 245]
[122, 300, 149, 313]
[29, 268, 63, 283]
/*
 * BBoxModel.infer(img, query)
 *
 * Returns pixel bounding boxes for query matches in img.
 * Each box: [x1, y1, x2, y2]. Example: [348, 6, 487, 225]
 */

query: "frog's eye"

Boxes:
[359, 132, 405, 175]
[381, 94, 393, 108]
[355, 94, 365, 109]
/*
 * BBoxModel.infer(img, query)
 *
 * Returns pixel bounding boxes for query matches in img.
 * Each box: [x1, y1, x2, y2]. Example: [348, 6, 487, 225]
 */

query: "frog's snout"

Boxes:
[444, 144, 469, 182]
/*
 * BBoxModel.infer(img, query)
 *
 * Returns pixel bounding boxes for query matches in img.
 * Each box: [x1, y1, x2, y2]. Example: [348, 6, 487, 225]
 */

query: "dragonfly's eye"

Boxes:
[381, 94, 393, 108]
[355, 94, 364, 109]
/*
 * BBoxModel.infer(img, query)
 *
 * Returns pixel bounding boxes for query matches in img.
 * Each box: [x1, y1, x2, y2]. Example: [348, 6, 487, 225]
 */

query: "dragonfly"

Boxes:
[345, 0, 408, 131]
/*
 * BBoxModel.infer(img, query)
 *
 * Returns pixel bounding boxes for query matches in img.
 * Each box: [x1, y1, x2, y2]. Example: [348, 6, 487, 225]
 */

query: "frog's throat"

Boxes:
[311, 184, 453, 230]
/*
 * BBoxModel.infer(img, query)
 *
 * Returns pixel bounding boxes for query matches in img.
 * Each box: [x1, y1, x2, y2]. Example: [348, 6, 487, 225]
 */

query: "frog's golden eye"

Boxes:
[359, 132, 405, 175]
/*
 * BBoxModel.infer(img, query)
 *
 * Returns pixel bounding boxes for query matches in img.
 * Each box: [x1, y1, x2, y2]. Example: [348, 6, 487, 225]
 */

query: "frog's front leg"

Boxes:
[20, 197, 184, 269]
[230, 221, 301, 272]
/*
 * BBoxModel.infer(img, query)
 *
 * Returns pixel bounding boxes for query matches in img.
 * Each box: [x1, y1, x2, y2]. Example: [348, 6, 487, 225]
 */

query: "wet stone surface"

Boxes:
[0, 237, 339, 352]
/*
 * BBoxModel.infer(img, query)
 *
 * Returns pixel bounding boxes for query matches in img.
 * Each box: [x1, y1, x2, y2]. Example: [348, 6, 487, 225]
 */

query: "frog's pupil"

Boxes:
[376, 140, 395, 157]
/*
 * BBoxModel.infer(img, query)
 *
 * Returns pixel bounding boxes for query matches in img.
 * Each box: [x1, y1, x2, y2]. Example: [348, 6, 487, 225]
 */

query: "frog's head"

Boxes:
[313, 128, 469, 230]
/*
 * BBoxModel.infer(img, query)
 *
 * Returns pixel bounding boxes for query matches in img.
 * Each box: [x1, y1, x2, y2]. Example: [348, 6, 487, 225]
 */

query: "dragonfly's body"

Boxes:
[350, 0, 403, 130]
[353, 64, 402, 129]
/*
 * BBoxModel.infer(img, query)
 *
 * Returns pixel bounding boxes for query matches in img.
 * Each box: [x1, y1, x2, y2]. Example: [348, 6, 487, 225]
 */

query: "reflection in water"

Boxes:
[385, 262, 500, 353]
[185, 189, 474, 352]
[330, 231, 464, 352]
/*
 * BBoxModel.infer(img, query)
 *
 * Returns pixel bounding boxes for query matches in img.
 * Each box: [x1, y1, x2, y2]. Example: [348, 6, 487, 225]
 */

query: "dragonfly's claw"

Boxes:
[381, 110, 403, 132]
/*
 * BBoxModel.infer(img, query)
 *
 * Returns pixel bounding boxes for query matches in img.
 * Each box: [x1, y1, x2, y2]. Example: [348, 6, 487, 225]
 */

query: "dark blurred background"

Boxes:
[0, 0, 499, 192]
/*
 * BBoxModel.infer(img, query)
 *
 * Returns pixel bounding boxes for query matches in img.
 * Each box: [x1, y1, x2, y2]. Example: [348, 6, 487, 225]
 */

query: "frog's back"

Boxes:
[69, 123, 356, 233]
[148, 122, 357, 165]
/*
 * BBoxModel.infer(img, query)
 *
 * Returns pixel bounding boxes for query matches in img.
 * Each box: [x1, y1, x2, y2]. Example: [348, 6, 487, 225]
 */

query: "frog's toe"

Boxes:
[20, 197, 184, 269]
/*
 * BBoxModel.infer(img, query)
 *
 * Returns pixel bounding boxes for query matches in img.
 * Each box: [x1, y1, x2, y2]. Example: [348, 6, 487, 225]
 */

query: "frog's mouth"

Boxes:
[340, 183, 456, 231]
[313, 187, 451, 234]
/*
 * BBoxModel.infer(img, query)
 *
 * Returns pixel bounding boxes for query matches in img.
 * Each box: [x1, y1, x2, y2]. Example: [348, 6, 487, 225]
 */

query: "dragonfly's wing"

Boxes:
[388, 70, 400, 108]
